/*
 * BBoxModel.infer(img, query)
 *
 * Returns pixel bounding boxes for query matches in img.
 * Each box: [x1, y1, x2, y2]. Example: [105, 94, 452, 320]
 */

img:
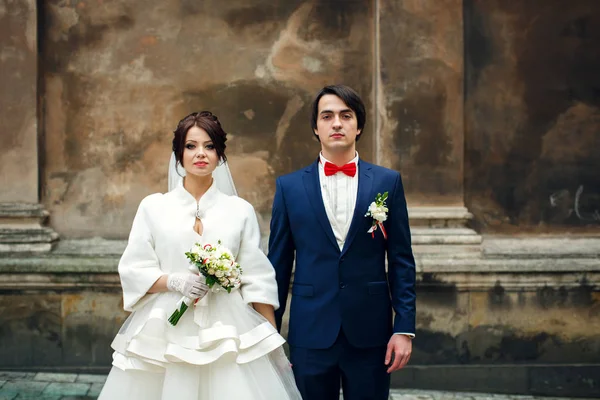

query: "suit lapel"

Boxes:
[341, 160, 373, 257]
[302, 160, 340, 252]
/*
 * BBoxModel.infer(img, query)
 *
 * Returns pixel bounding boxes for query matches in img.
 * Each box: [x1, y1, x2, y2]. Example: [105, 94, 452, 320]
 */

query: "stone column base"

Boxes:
[408, 206, 482, 258]
[0, 203, 59, 253]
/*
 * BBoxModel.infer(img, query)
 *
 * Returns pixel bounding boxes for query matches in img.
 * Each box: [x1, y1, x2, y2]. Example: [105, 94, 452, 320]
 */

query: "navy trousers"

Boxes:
[289, 329, 390, 400]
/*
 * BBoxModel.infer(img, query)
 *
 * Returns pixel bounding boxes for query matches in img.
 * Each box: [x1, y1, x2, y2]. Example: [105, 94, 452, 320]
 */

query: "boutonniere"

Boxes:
[365, 192, 389, 239]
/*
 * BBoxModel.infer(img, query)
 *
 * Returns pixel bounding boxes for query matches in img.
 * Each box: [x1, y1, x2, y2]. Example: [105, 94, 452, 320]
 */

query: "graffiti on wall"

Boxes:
[550, 185, 600, 223]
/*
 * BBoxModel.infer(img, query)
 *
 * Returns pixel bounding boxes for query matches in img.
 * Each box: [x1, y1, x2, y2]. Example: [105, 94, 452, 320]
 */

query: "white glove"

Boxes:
[166, 272, 209, 300]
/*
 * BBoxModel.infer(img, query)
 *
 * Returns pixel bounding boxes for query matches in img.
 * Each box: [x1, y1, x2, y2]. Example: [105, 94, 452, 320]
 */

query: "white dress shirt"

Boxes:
[318, 153, 359, 250]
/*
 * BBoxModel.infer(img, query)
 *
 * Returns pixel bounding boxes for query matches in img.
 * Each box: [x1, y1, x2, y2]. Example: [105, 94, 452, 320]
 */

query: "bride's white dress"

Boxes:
[98, 182, 301, 400]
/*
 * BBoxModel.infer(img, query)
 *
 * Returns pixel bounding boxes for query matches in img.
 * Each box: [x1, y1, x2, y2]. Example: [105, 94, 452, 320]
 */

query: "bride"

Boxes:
[98, 111, 301, 400]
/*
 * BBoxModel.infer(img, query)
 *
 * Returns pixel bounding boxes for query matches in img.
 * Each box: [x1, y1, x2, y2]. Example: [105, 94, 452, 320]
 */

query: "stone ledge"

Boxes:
[412, 246, 482, 257]
[0, 203, 49, 219]
[50, 238, 126, 256]
[1, 270, 596, 291]
[408, 207, 473, 220]
[419, 271, 600, 291]
[411, 227, 482, 255]
[412, 235, 482, 245]
[2, 253, 598, 274]
[411, 228, 480, 236]
[0, 242, 56, 253]
[0, 228, 59, 243]
[2, 236, 599, 267]
[1, 237, 599, 291]
[484, 237, 600, 259]
[418, 257, 600, 273]
[0, 273, 121, 290]
[408, 207, 473, 228]
[0, 238, 123, 264]
[0, 257, 118, 274]
[1, 261, 598, 291]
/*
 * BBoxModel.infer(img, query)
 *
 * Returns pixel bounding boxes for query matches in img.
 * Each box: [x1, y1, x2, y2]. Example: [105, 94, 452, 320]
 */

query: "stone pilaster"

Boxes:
[0, 0, 58, 252]
[377, 0, 482, 257]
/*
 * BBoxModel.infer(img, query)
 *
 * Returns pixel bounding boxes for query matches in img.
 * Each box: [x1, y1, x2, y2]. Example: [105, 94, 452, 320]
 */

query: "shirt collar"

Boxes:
[319, 152, 359, 167]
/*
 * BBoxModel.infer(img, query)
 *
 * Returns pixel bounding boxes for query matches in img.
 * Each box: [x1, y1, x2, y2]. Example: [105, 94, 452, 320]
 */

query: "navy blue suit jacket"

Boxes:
[268, 159, 416, 349]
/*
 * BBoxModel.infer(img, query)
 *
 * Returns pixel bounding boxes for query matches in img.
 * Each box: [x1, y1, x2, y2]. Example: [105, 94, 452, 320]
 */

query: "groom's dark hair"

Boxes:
[310, 85, 366, 142]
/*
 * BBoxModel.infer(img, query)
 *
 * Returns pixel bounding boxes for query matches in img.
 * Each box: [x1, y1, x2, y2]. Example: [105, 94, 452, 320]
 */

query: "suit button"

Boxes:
[340, 257, 345, 262]
[339, 282, 346, 289]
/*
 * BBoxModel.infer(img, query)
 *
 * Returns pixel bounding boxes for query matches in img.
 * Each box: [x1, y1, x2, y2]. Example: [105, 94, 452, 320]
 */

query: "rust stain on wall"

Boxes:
[62, 293, 83, 316]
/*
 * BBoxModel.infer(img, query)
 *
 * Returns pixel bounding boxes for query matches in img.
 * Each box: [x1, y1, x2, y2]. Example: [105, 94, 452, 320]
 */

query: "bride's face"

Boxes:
[182, 126, 219, 178]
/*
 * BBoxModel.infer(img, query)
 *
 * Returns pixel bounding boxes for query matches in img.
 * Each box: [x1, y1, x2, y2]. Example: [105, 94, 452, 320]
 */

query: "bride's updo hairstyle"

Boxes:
[172, 111, 228, 167]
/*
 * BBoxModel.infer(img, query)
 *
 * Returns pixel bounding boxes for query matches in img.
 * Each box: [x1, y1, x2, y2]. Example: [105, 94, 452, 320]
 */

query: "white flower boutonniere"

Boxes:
[365, 192, 389, 239]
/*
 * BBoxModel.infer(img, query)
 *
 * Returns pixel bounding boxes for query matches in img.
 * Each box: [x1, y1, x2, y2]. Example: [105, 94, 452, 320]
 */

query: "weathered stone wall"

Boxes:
[2, 1, 599, 235]
[2, 283, 598, 369]
[0, 0, 38, 203]
[1, 253, 598, 397]
[0, 291, 124, 368]
[6, 287, 597, 368]
[464, 0, 600, 232]
[37, 0, 475, 238]
[39, 0, 373, 238]
[416, 280, 600, 365]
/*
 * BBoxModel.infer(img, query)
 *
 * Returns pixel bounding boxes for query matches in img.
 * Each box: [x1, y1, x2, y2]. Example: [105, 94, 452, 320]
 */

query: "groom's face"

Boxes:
[314, 94, 361, 153]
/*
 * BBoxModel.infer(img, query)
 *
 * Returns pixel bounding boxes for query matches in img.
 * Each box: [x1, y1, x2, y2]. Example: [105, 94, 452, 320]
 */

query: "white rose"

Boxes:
[208, 268, 215, 275]
[221, 278, 230, 286]
[373, 212, 387, 222]
[368, 202, 378, 213]
[215, 270, 224, 278]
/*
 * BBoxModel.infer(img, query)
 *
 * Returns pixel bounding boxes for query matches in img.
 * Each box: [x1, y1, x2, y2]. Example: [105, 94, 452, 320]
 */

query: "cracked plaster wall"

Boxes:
[38, 0, 374, 238]
[3, 0, 599, 236]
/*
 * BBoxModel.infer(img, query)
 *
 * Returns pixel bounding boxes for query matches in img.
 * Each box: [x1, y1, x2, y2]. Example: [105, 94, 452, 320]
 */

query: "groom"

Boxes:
[268, 85, 416, 400]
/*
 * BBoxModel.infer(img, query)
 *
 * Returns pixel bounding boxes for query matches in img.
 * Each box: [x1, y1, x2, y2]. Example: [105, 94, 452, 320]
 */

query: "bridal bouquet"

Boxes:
[168, 240, 243, 326]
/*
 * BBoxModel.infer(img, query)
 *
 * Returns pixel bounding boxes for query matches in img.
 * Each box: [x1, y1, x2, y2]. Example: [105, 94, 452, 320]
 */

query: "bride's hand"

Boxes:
[167, 272, 209, 300]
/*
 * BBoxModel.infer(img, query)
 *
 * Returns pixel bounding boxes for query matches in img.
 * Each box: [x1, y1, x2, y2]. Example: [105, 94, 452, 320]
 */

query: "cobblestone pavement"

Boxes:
[0, 371, 596, 400]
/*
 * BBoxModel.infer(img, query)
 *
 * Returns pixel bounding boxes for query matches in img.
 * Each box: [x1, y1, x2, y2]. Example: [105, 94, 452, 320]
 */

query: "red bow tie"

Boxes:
[323, 161, 357, 177]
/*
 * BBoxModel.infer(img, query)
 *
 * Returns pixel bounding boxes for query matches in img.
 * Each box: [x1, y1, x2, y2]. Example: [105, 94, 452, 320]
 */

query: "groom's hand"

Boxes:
[385, 334, 412, 373]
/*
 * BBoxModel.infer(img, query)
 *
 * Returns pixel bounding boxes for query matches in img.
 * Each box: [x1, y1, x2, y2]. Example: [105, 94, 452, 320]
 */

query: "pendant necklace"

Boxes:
[195, 202, 202, 220]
